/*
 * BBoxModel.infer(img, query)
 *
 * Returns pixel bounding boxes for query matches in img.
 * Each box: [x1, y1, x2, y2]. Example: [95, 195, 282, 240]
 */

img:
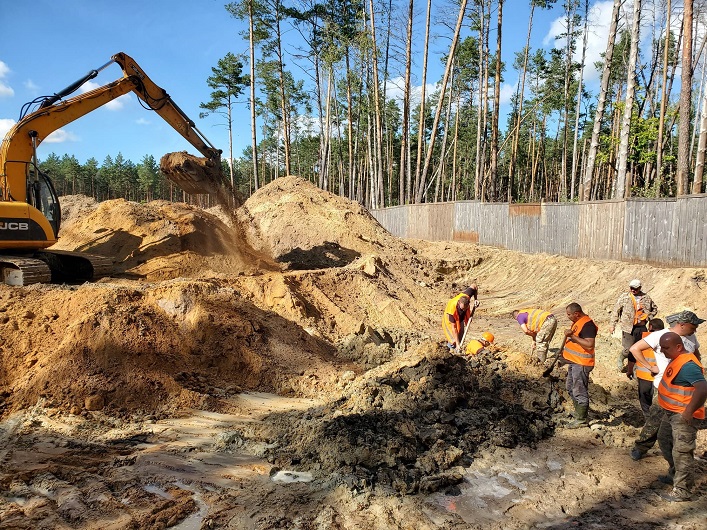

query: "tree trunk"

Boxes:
[570, 0, 589, 200]
[413, 0, 432, 205]
[560, 0, 575, 200]
[615, 0, 642, 199]
[367, 0, 385, 207]
[655, 0, 671, 193]
[248, 0, 259, 189]
[508, 1, 535, 202]
[416, 0, 469, 203]
[400, 0, 414, 205]
[474, 0, 486, 200]
[489, 0, 503, 201]
[677, 0, 693, 195]
[581, 0, 621, 201]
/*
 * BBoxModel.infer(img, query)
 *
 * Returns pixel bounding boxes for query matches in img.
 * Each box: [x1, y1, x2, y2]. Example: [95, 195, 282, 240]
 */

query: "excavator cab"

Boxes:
[27, 167, 61, 239]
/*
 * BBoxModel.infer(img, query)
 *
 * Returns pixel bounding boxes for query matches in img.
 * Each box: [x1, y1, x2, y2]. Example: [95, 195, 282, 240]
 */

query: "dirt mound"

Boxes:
[0, 280, 341, 418]
[52, 197, 278, 280]
[238, 176, 405, 269]
[256, 344, 552, 494]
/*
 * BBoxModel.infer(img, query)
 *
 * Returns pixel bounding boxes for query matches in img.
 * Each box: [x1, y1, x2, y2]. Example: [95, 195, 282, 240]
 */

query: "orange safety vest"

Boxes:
[630, 293, 648, 325]
[635, 331, 657, 381]
[658, 353, 706, 419]
[466, 339, 484, 356]
[442, 293, 471, 343]
[519, 308, 552, 333]
[562, 314, 596, 367]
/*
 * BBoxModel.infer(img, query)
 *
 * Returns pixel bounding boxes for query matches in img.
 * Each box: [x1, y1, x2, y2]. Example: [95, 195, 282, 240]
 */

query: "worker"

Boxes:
[442, 286, 479, 351]
[465, 331, 494, 356]
[625, 318, 665, 416]
[628, 310, 703, 461]
[654, 332, 707, 502]
[609, 279, 658, 372]
[512, 308, 557, 363]
[562, 303, 598, 428]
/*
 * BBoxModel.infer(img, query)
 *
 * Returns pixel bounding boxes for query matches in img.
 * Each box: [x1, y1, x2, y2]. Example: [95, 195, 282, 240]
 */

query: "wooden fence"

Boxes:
[370, 195, 707, 267]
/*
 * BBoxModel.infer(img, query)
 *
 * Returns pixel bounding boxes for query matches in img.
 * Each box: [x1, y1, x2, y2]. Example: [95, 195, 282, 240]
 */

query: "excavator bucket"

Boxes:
[160, 152, 238, 207]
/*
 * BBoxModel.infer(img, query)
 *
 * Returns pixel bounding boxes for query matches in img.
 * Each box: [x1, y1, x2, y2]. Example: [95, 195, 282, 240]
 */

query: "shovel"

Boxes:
[456, 301, 479, 354]
[456, 321, 471, 354]
[542, 335, 568, 377]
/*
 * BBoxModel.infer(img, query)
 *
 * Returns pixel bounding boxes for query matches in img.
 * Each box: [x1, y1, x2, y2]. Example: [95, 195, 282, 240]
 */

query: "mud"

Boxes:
[1, 176, 706, 529]
[260, 345, 552, 495]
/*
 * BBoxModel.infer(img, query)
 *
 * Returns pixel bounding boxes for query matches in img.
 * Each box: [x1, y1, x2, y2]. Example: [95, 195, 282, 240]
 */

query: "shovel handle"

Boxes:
[542, 335, 568, 377]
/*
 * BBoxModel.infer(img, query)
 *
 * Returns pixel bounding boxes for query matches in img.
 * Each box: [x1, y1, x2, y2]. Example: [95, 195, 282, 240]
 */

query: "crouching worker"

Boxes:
[562, 303, 598, 428]
[466, 332, 495, 356]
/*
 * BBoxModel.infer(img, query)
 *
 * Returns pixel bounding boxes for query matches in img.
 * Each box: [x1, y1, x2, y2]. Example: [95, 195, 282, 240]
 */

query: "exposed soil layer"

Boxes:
[1, 176, 706, 529]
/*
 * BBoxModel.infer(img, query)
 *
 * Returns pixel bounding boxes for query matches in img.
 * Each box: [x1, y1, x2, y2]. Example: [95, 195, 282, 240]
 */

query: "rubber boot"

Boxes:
[566, 403, 588, 429]
[616, 352, 625, 372]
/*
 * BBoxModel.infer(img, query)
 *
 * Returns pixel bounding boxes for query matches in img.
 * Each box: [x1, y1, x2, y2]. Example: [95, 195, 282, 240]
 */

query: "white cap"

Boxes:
[629, 279, 641, 288]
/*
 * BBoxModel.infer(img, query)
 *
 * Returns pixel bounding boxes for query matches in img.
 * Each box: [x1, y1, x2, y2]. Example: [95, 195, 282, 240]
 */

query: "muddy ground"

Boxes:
[1, 176, 707, 529]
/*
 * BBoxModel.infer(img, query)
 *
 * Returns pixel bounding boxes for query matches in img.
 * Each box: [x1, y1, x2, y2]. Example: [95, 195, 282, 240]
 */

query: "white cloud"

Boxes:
[0, 118, 15, 138]
[44, 129, 79, 143]
[0, 60, 13, 97]
[544, 1, 618, 85]
[386, 76, 438, 108]
[499, 82, 515, 105]
[80, 80, 127, 110]
[24, 79, 39, 92]
[136, 117, 151, 125]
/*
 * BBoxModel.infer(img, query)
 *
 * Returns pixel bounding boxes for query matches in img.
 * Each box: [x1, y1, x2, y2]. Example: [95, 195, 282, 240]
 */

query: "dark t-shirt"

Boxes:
[578, 320, 598, 339]
[673, 360, 706, 387]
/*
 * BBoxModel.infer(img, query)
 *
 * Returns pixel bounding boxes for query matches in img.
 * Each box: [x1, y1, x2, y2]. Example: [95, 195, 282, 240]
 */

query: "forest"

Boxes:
[39, 0, 707, 209]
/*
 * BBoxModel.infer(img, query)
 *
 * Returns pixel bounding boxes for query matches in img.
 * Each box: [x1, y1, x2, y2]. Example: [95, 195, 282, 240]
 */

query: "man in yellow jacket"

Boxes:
[465, 332, 495, 356]
[513, 307, 557, 363]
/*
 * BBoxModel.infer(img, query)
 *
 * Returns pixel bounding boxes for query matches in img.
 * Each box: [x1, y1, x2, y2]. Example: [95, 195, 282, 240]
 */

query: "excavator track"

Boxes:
[0, 251, 113, 286]
[0, 256, 52, 285]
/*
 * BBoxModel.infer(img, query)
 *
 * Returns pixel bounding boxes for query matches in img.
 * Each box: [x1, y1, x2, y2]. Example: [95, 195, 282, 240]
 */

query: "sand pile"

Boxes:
[0, 279, 342, 418]
[54, 196, 277, 280]
[238, 176, 409, 269]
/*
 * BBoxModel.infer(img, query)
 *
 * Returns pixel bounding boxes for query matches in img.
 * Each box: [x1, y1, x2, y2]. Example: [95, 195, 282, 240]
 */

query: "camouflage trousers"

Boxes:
[534, 315, 558, 362]
[632, 393, 663, 455]
[657, 411, 698, 496]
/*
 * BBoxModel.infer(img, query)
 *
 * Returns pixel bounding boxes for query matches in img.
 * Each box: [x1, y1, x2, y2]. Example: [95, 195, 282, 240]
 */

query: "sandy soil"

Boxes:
[1, 176, 706, 529]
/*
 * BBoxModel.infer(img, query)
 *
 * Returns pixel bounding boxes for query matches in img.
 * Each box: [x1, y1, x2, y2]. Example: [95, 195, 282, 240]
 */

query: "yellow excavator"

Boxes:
[0, 52, 232, 285]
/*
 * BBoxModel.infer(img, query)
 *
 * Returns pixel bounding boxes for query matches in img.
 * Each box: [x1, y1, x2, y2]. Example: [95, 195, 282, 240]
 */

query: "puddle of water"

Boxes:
[167, 481, 208, 530]
[271, 470, 314, 484]
[4, 496, 28, 506]
[144, 484, 172, 499]
[432, 456, 564, 524]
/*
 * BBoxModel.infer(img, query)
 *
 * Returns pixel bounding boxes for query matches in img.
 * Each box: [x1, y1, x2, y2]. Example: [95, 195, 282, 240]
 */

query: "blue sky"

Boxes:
[0, 1, 617, 166]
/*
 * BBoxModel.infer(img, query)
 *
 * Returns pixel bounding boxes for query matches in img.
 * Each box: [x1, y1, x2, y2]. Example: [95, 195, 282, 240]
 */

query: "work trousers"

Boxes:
[633, 393, 664, 455]
[657, 411, 698, 496]
[637, 378, 654, 417]
[566, 363, 593, 406]
[535, 315, 558, 362]
[621, 324, 647, 359]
